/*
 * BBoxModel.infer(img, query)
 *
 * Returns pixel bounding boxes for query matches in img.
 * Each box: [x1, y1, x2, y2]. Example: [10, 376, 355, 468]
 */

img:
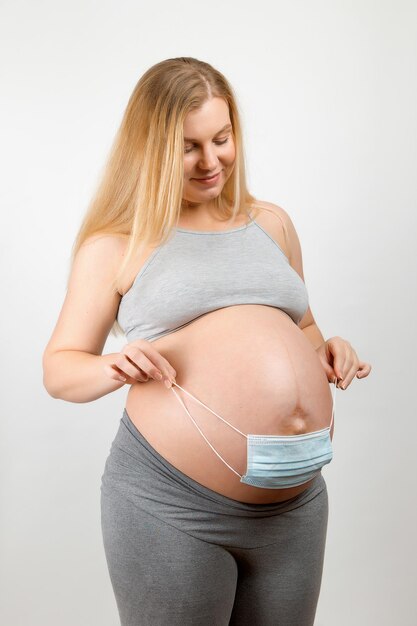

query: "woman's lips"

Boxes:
[192, 171, 221, 185]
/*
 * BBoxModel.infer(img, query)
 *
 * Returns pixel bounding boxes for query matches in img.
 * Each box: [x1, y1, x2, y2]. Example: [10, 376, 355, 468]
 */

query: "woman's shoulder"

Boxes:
[80, 232, 129, 264]
[251, 199, 292, 226]
[82, 231, 129, 247]
[77, 232, 129, 293]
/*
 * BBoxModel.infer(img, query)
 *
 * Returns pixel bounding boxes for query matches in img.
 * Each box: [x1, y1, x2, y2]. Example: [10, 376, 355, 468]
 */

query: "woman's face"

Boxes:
[182, 97, 236, 209]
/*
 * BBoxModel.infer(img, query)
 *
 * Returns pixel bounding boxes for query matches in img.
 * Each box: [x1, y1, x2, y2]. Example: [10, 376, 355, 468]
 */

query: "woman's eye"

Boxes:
[184, 137, 229, 154]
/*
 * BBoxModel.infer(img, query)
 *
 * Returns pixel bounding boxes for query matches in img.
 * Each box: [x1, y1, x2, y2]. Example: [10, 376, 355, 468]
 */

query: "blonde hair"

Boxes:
[68, 56, 258, 337]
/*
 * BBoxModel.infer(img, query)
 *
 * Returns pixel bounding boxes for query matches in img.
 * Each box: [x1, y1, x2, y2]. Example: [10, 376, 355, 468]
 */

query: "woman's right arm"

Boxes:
[42, 234, 129, 402]
[42, 235, 175, 403]
[43, 349, 128, 403]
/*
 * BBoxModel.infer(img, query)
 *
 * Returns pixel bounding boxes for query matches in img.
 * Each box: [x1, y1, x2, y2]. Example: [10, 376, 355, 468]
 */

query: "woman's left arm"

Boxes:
[277, 203, 372, 390]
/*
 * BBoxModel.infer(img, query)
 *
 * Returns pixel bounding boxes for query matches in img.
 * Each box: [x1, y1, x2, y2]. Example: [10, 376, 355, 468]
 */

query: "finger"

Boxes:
[113, 353, 156, 381]
[316, 350, 339, 384]
[332, 355, 347, 382]
[356, 362, 372, 378]
[107, 362, 148, 383]
[125, 344, 176, 381]
[334, 345, 359, 383]
[127, 348, 177, 387]
[147, 350, 177, 380]
[337, 367, 355, 389]
[325, 342, 347, 381]
[104, 363, 147, 383]
[324, 365, 338, 383]
[103, 364, 127, 382]
[122, 347, 166, 380]
[338, 354, 362, 388]
[317, 354, 334, 378]
[161, 357, 177, 380]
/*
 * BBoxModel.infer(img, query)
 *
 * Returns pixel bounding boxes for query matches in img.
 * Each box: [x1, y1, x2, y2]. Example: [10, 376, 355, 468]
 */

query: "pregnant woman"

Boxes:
[43, 57, 371, 626]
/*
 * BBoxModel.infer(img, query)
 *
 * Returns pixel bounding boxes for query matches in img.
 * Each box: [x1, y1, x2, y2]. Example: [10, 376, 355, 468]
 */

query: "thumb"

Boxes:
[318, 355, 337, 383]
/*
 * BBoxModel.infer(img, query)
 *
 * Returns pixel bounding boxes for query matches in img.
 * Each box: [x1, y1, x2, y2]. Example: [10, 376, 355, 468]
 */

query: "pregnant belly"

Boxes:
[125, 304, 334, 504]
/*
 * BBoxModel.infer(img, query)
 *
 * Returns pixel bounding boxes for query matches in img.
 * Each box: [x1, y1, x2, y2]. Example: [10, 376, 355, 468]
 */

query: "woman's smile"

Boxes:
[191, 171, 222, 185]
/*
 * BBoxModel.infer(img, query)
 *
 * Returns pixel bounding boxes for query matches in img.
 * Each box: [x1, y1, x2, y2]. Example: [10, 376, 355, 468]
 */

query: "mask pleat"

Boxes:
[243, 432, 333, 484]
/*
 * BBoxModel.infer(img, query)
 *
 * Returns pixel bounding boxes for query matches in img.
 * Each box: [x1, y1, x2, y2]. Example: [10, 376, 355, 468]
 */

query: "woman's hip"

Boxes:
[100, 412, 329, 550]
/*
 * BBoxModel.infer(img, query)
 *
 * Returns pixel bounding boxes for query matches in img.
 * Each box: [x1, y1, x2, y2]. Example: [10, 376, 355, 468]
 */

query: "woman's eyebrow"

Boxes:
[184, 123, 232, 142]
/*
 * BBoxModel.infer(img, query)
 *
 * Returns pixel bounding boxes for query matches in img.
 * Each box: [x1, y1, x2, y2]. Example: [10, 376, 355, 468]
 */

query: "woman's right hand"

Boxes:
[103, 339, 177, 388]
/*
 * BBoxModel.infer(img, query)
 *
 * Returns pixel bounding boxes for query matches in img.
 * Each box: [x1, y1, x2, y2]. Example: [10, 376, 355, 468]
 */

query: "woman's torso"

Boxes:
[119, 206, 334, 504]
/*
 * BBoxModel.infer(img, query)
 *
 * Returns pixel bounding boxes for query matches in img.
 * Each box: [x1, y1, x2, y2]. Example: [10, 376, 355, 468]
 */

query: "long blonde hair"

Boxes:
[69, 56, 258, 337]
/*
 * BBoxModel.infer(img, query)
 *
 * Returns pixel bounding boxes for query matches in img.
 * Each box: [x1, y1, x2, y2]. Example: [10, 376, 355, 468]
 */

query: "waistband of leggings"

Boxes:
[119, 408, 326, 514]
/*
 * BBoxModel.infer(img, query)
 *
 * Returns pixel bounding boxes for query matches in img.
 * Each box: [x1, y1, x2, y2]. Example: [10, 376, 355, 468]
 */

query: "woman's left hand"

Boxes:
[315, 336, 372, 389]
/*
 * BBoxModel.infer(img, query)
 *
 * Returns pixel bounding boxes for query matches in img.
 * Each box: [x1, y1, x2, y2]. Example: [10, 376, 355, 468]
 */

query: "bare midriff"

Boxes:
[125, 304, 334, 504]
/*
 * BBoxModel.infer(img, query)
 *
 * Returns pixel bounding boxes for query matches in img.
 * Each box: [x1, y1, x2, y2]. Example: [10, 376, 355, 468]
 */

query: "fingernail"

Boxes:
[155, 371, 163, 380]
[164, 379, 172, 388]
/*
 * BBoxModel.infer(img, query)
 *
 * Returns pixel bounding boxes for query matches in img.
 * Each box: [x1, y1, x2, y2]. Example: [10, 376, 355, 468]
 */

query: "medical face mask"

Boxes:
[170, 380, 337, 489]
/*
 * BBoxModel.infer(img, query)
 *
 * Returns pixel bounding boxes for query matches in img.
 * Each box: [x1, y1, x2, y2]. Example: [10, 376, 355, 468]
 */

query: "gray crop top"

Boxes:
[117, 212, 309, 342]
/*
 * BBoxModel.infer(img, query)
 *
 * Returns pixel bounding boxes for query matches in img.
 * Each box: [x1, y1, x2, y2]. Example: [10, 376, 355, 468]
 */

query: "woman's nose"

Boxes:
[198, 147, 219, 170]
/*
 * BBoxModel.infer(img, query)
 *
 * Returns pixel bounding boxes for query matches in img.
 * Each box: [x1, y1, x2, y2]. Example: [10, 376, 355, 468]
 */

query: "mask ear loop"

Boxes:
[170, 382, 247, 437]
[169, 384, 244, 479]
[329, 377, 337, 431]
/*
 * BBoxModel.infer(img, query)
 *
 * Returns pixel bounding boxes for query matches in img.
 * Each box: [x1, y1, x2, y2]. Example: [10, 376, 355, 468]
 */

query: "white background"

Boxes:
[1, 1, 416, 624]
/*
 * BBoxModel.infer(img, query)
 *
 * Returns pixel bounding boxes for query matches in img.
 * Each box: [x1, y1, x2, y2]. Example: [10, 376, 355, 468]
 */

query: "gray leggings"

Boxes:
[100, 409, 329, 626]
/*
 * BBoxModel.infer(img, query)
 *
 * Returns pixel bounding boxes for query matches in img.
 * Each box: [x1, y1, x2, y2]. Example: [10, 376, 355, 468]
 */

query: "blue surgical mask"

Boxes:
[170, 379, 337, 490]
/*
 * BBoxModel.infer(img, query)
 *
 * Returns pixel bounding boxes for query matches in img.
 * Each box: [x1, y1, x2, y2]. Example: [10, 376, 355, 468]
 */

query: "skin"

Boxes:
[42, 95, 371, 503]
[177, 96, 371, 389]
[180, 97, 236, 224]
[44, 97, 371, 395]
[105, 97, 371, 390]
